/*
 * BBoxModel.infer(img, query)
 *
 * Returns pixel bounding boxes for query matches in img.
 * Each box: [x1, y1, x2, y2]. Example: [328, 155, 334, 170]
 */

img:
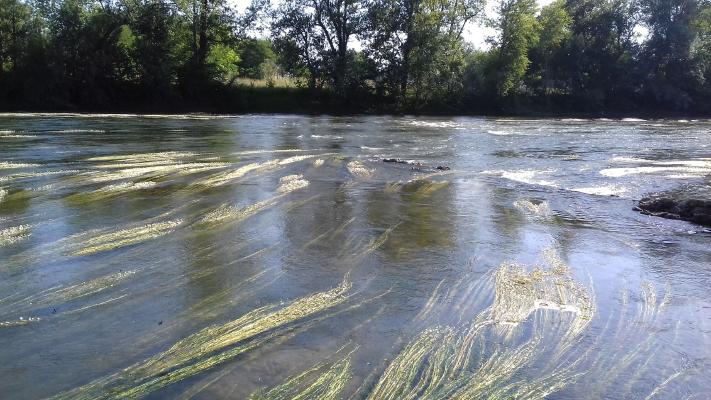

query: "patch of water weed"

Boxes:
[366, 247, 595, 400]
[196, 155, 325, 188]
[278, 175, 309, 194]
[69, 220, 183, 256]
[0, 224, 32, 247]
[51, 277, 352, 399]
[251, 352, 354, 400]
[347, 161, 375, 179]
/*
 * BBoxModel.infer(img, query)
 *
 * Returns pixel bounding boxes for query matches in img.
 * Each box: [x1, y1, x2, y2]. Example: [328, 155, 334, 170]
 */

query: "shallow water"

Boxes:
[0, 114, 710, 399]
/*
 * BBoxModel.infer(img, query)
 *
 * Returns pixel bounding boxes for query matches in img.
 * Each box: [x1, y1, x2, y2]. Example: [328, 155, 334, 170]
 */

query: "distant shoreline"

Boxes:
[1, 110, 709, 120]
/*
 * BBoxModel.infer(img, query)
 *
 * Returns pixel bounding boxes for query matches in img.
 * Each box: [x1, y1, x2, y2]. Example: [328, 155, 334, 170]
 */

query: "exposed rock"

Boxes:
[382, 158, 451, 172]
[635, 184, 711, 227]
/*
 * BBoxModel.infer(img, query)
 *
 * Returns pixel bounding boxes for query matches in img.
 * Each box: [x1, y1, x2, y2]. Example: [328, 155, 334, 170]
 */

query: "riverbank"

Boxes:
[3, 86, 711, 119]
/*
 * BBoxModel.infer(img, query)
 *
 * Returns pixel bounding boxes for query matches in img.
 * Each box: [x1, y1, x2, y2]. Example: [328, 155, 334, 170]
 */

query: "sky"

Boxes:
[231, 0, 556, 49]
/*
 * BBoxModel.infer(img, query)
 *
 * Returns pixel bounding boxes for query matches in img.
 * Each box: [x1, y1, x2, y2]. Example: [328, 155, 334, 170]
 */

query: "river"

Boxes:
[0, 114, 709, 399]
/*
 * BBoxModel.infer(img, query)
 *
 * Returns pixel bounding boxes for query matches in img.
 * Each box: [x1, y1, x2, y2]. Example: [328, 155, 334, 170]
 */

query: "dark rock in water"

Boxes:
[635, 185, 711, 227]
[382, 158, 451, 172]
[383, 158, 409, 164]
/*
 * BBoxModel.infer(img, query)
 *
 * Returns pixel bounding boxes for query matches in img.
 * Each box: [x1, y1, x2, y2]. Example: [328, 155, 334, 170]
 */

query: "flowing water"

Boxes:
[0, 114, 710, 399]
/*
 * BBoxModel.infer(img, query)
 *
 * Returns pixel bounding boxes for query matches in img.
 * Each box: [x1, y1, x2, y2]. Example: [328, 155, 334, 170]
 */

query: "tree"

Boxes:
[271, 0, 327, 89]
[639, 0, 703, 110]
[273, 0, 365, 94]
[490, 0, 539, 97]
[238, 38, 275, 78]
[529, 0, 572, 96]
[363, 0, 484, 104]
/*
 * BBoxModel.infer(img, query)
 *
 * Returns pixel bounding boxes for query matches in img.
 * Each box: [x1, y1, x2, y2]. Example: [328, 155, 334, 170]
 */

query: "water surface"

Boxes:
[1, 115, 710, 399]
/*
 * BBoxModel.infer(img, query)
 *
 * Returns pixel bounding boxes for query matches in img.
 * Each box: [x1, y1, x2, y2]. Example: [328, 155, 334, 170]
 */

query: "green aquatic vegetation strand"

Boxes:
[368, 248, 596, 400]
[0, 224, 32, 247]
[252, 356, 353, 400]
[51, 278, 352, 400]
[70, 220, 183, 256]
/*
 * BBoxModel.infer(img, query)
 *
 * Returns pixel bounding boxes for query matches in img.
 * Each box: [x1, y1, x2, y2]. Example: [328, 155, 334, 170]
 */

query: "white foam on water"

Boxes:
[572, 185, 628, 197]
[0, 187, 6, 204]
[311, 135, 343, 139]
[600, 166, 711, 178]
[487, 130, 510, 135]
[513, 199, 552, 218]
[485, 169, 559, 188]
[405, 120, 465, 129]
[610, 157, 711, 168]
[622, 118, 646, 122]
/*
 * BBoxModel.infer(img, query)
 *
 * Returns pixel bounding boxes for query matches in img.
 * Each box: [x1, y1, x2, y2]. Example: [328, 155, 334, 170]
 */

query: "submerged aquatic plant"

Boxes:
[198, 160, 281, 187]
[200, 199, 280, 225]
[0, 270, 136, 318]
[251, 355, 353, 400]
[278, 174, 309, 194]
[196, 155, 324, 187]
[367, 248, 595, 400]
[0, 161, 40, 169]
[51, 278, 352, 400]
[45, 270, 137, 304]
[347, 161, 375, 179]
[70, 220, 183, 256]
[0, 224, 32, 247]
[86, 152, 198, 163]
[200, 174, 310, 225]
[0, 316, 41, 328]
[64, 152, 230, 189]
[384, 180, 450, 198]
[97, 181, 157, 192]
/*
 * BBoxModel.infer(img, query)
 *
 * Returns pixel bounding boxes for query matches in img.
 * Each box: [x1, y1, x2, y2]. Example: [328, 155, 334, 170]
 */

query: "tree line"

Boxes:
[1, 0, 711, 114]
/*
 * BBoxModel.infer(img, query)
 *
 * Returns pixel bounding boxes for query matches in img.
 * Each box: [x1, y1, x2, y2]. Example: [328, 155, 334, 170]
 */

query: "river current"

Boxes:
[0, 114, 709, 399]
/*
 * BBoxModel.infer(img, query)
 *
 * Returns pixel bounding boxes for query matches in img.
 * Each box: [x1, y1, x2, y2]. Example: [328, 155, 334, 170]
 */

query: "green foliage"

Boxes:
[0, 0, 710, 114]
[491, 0, 540, 97]
[208, 43, 240, 82]
[239, 38, 275, 78]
